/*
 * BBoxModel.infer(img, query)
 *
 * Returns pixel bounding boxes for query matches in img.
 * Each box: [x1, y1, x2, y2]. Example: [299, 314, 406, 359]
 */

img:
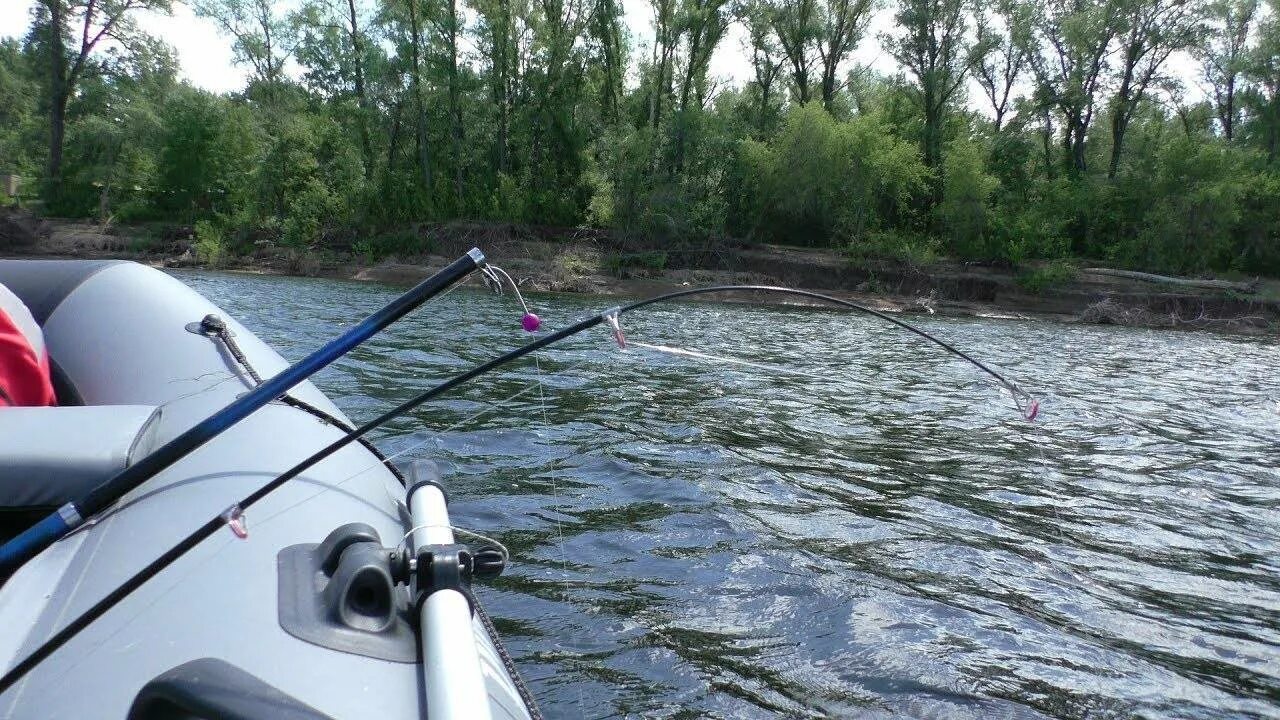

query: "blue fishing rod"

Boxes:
[0, 248, 486, 576]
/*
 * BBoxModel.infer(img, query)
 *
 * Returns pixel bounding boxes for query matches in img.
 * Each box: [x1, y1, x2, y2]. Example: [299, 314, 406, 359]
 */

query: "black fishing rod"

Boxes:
[0, 285, 1036, 694]
[0, 249, 486, 576]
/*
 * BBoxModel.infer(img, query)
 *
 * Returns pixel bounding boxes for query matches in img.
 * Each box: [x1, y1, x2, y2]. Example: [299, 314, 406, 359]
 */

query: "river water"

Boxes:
[174, 270, 1280, 719]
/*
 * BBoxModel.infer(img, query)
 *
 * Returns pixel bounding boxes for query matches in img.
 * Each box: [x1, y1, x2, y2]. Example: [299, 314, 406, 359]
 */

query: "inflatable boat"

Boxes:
[0, 259, 534, 719]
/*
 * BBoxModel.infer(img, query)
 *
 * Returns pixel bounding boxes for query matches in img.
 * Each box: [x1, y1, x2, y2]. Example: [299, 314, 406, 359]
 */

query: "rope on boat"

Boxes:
[200, 314, 410, 486]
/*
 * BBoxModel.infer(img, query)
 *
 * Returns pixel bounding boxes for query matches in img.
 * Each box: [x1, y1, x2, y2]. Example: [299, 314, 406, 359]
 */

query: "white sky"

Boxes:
[0, 0, 1199, 109]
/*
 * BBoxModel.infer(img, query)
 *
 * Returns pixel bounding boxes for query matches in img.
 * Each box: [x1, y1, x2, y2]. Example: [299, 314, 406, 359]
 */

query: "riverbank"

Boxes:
[3, 213, 1277, 335]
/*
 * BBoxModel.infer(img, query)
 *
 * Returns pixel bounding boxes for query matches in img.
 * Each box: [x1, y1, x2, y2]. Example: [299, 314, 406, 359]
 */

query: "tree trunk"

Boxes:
[759, 77, 772, 135]
[347, 0, 373, 181]
[1040, 110, 1055, 179]
[1108, 113, 1127, 179]
[673, 32, 702, 174]
[1268, 105, 1278, 164]
[47, 0, 68, 196]
[921, 81, 941, 205]
[407, 0, 432, 195]
[386, 98, 403, 170]
[793, 62, 810, 104]
[1072, 132, 1087, 174]
[1223, 77, 1235, 140]
[446, 0, 464, 209]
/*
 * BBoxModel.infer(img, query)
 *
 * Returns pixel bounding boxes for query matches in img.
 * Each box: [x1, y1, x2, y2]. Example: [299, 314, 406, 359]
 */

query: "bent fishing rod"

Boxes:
[0, 248, 487, 577]
[0, 284, 1038, 694]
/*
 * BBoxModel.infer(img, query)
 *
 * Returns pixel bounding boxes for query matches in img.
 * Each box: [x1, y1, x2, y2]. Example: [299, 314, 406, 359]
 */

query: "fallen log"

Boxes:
[1081, 267, 1257, 293]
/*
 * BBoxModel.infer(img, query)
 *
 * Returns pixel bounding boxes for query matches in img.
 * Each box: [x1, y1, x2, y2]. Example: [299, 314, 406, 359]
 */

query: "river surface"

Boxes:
[174, 270, 1280, 720]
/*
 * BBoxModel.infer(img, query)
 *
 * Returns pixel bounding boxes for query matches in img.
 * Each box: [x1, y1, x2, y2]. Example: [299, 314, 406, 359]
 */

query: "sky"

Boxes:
[1, 0, 249, 92]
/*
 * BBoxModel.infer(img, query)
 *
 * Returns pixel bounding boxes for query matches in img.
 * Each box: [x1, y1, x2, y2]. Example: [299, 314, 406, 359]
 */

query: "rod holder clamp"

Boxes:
[415, 544, 474, 597]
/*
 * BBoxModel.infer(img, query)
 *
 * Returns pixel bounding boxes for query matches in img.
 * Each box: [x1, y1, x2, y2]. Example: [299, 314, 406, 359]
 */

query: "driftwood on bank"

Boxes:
[1078, 298, 1270, 333]
[1082, 267, 1257, 293]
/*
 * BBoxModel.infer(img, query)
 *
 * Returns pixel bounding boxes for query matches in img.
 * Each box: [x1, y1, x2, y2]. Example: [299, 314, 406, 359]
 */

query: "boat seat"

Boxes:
[0, 405, 159, 539]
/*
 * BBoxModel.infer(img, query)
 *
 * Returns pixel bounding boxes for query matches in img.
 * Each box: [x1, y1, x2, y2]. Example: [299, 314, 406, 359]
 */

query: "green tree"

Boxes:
[886, 0, 973, 199]
[194, 0, 296, 88]
[740, 104, 927, 244]
[33, 0, 171, 203]
[1242, 0, 1279, 163]
[815, 0, 873, 111]
[0, 38, 40, 179]
[294, 0, 378, 180]
[1023, 0, 1124, 175]
[154, 87, 260, 221]
[1197, 0, 1257, 140]
[1106, 0, 1200, 178]
[972, 0, 1030, 131]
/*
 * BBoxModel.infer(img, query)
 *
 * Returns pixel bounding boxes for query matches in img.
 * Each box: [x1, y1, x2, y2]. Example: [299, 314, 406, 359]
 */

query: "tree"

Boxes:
[737, 0, 786, 135]
[402, 0, 433, 194]
[590, 0, 625, 124]
[1198, 0, 1256, 141]
[972, 1, 1030, 131]
[194, 0, 295, 88]
[1242, 0, 1279, 163]
[769, 0, 818, 103]
[0, 39, 40, 178]
[475, 0, 523, 176]
[155, 87, 260, 220]
[434, 0, 466, 208]
[1023, 0, 1124, 175]
[648, 0, 680, 130]
[815, 0, 873, 111]
[887, 0, 973, 194]
[295, 0, 377, 180]
[740, 104, 926, 244]
[671, 0, 730, 171]
[1106, 0, 1200, 178]
[35, 0, 171, 199]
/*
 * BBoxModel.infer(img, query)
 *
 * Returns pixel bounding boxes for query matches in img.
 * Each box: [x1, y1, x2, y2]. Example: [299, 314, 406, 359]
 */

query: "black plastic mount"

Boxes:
[277, 523, 418, 663]
[415, 544, 473, 597]
[127, 658, 334, 720]
[185, 313, 231, 337]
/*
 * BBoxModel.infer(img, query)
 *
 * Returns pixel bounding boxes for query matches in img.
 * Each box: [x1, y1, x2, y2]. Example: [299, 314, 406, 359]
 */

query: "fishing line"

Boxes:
[255, 382, 548, 532]
[398, 524, 510, 565]
[479, 265, 582, 715]
[0, 284, 1037, 693]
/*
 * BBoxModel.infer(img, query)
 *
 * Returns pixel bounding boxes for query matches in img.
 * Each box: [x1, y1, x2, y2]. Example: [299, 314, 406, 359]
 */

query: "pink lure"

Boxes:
[521, 312, 542, 332]
[1024, 399, 1040, 421]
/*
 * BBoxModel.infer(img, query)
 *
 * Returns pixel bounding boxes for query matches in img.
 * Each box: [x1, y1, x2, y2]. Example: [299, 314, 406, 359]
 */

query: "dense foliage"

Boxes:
[2, 0, 1278, 274]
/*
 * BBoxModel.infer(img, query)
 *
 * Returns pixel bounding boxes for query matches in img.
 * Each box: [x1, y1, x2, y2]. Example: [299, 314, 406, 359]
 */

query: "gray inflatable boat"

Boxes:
[0, 260, 533, 719]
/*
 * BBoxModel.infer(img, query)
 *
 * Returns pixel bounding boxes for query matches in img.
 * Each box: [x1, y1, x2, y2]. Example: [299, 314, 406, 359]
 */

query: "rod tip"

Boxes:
[467, 247, 486, 267]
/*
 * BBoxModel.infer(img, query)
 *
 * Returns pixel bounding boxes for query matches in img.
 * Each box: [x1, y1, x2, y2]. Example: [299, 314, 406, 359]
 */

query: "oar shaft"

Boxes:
[0, 248, 484, 576]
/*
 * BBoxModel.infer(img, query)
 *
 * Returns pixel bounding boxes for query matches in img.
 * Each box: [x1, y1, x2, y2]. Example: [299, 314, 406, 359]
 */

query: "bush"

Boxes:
[936, 138, 998, 258]
[352, 228, 431, 261]
[1016, 259, 1077, 293]
[603, 250, 667, 277]
[193, 219, 226, 267]
[846, 231, 939, 267]
[255, 116, 360, 249]
[739, 104, 927, 246]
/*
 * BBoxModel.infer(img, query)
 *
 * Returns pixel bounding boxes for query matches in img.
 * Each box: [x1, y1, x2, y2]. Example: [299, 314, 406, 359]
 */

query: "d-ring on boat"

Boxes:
[0, 257, 536, 719]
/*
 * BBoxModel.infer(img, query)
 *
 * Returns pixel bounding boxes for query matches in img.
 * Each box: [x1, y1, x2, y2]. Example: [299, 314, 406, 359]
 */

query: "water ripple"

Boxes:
[173, 270, 1280, 719]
